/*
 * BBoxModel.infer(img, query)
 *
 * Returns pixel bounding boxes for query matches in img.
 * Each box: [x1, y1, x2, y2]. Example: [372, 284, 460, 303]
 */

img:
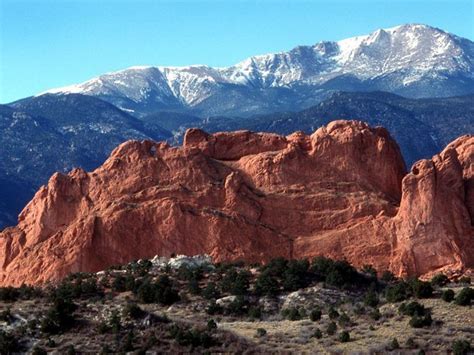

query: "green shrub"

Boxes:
[385, 281, 411, 302]
[338, 312, 350, 326]
[262, 258, 288, 276]
[137, 259, 153, 275]
[326, 269, 345, 287]
[155, 275, 180, 304]
[398, 301, 426, 316]
[109, 310, 121, 334]
[220, 269, 251, 296]
[112, 275, 126, 292]
[124, 275, 137, 292]
[254, 270, 280, 296]
[225, 296, 249, 316]
[206, 301, 223, 315]
[28, 318, 38, 331]
[66, 345, 76, 355]
[361, 264, 377, 277]
[188, 279, 201, 295]
[390, 338, 400, 350]
[370, 308, 381, 321]
[169, 325, 214, 348]
[207, 319, 217, 331]
[309, 308, 322, 321]
[256, 328, 267, 337]
[454, 287, 474, 306]
[178, 265, 203, 281]
[0, 285, 41, 302]
[310, 256, 334, 276]
[97, 320, 110, 334]
[406, 337, 417, 349]
[53, 274, 103, 300]
[119, 331, 134, 352]
[409, 313, 432, 328]
[135, 280, 155, 303]
[457, 277, 471, 285]
[215, 260, 246, 274]
[0, 308, 12, 324]
[339, 330, 350, 342]
[31, 346, 47, 355]
[41, 297, 77, 334]
[311, 257, 361, 288]
[430, 274, 448, 287]
[202, 282, 220, 300]
[0, 330, 20, 354]
[281, 307, 304, 321]
[123, 303, 145, 319]
[126, 259, 152, 276]
[135, 276, 179, 305]
[282, 259, 310, 291]
[248, 306, 262, 320]
[177, 265, 193, 280]
[99, 344, 111, 354]
[328, 306, 339, 320]
[410, 279, 433, 298]
[78, 277, 100, 298]
[353, 304, 366, 315]
[326, 321, 337, 335]
[442, 289, 455, 302]
[326, 260, 359, 288]
[313, 328, 323, 339]
[364, 289, 379, 307]
[139, 334, 158, 353]
[452, 339, 471, 355]
[380, 270, 396, 283]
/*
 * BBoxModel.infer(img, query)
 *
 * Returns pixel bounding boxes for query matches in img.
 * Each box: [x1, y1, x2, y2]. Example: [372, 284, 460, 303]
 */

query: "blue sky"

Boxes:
[1, 0, 473, 103]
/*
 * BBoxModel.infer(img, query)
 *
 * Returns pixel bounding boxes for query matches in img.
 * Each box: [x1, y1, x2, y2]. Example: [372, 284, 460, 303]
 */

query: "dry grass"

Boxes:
[217, 294, 474, 353]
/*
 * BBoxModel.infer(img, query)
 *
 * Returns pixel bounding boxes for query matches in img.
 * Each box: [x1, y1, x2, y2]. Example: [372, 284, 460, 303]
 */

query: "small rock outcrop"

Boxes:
[0, 120, 472, 286]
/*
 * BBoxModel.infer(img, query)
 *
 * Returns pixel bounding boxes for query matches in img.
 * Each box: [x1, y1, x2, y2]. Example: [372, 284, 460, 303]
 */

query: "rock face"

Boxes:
[0, 120, 472, 286]
[392, 136, 474, 277]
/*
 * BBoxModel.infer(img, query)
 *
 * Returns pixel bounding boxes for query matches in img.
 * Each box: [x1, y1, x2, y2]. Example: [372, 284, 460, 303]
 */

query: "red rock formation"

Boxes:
[392, 136, 474, 277]
[0, 120, 472, 286]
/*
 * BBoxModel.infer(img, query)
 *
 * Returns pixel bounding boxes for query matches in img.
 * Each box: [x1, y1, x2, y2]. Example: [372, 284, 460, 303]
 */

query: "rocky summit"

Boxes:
[37, 24, 474, 117]
[0, 120, 472, 286]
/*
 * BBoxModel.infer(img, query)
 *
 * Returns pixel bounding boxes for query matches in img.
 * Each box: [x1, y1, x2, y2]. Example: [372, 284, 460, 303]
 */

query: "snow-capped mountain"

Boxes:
[37, 24, 474, 117]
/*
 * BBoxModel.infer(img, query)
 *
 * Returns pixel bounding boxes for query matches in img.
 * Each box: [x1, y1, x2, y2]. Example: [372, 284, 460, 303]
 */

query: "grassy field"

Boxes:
[0, 258, 472, 353]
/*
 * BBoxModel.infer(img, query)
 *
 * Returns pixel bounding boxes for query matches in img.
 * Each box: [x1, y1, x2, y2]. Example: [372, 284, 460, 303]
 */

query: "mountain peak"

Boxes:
[385, 23, 436, 31]
[34, 24, 474, 117]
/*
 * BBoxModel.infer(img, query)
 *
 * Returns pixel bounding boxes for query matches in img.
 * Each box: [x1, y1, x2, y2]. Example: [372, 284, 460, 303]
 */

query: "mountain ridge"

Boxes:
[27, 23, 474, 117]
[164, 91, 474, 166]
[0, 94, 172, 228]
[1, 91, 472, 229]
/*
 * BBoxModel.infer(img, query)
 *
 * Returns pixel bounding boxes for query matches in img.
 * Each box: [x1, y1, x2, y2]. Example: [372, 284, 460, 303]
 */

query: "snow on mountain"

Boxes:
[333, 24, 473, 78]
[159, 65, 229, 105]
[37, 24, 474, 116]
[39, 67, 181, 112]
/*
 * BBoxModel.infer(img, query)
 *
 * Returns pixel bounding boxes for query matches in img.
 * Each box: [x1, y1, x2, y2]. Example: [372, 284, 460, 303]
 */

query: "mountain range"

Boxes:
[192, 91, 474, 165]
[1, 23, 473, 229]
[36, 24, 474, 117]
[0, 95, 171, 228]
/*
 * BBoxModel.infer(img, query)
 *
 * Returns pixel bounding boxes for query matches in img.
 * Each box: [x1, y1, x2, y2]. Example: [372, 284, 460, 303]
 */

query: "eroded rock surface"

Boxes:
[0, 120, 472, 285]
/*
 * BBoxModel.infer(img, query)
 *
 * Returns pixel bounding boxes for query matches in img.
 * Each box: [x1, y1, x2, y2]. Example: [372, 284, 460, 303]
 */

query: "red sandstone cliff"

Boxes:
[0, 120, 472, 286]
